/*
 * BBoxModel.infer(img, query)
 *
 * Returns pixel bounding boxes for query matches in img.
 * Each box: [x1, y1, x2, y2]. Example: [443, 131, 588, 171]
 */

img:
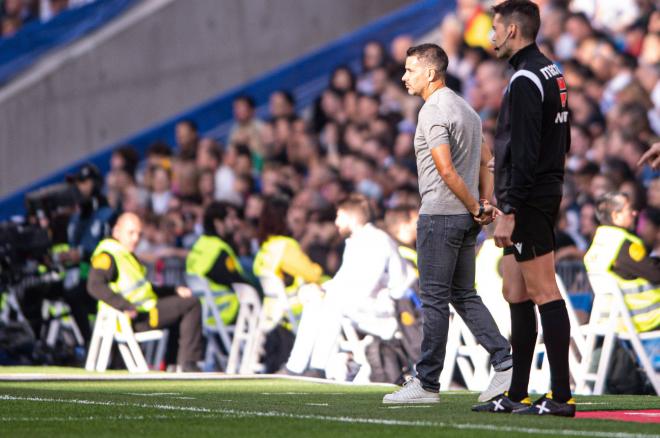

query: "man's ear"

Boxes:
[427, 67, 437, 82]
[509, 22, 517, 39]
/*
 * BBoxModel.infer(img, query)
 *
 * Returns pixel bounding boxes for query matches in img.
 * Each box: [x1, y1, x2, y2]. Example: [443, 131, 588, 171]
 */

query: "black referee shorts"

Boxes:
[503, 196, 561, 262]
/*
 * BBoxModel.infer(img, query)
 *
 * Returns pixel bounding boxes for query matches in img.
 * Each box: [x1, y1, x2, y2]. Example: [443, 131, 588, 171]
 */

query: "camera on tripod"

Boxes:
[0, 182, 78, 289]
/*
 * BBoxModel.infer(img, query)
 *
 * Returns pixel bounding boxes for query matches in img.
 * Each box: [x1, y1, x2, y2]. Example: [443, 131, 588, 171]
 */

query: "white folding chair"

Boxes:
[440, 308, 492, 392]
[528, 274, 588, 394]
[226, 283, 263, 375]
[186, 275, 235, 370]
[85, 305, 167, 373]
[258, 275, 299, 334]
[576, 272, 659, 395]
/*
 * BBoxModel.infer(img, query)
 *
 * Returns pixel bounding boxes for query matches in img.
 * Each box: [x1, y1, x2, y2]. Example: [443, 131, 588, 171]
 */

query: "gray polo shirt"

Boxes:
[414, 87, 482, 215]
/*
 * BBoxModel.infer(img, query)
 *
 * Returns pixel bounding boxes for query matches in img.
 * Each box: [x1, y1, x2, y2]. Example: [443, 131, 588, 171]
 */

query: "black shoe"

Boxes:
[513, 393, 576, 417]
[472, 392, 532, 413]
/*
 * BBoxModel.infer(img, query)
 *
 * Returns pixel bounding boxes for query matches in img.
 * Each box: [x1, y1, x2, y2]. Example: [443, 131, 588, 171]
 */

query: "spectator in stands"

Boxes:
[1, 15, 20, 37]
[88, 212, 203, 372]
[171, 120, 200, 199]
[387, 34, 413, 85]
[357, 40, 389, 95]
[111, 146, 140, 182]
[1, 0, 34, 37]
[584, 192, 659, 333]
[229, 95, 266, 162]
[147, 166, 172, 216]
[457, 0, 492, 49]
[268, 90, 296, 120]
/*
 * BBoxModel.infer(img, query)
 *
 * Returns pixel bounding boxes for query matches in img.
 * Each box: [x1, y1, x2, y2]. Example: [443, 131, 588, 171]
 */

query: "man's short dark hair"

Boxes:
[147, 141, 172, 157]
[234, 95, 256, 109]
[177, 118, 198, 133]
[492, 0, 541, 41]
[406, 44, 448, 76]
[203, 201, 232, 234]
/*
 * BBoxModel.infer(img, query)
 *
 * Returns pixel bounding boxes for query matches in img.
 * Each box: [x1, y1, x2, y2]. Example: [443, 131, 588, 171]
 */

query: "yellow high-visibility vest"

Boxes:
[186, 234, 241, 325]
[92, 239, 157, 312]
[584, 226, 659, 332]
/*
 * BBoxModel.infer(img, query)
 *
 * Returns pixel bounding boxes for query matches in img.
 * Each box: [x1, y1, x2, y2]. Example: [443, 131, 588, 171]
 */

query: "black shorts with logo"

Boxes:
[503, 196, 561, 262]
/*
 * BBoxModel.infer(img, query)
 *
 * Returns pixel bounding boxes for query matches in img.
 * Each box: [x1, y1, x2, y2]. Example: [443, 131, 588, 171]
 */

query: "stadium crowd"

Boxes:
[5, 0, 659, 380]
[1, 0, 96, 38]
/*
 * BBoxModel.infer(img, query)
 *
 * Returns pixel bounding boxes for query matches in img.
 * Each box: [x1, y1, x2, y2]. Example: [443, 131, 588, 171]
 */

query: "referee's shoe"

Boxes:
[471, 392, 531, 413]
[512, 393, 576, 417]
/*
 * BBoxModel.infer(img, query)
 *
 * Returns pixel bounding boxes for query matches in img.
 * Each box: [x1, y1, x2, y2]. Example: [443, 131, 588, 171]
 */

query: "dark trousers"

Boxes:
[415, 214, 512, 392]
[134, 295, 203, 366]
[19, 280, 95, 344]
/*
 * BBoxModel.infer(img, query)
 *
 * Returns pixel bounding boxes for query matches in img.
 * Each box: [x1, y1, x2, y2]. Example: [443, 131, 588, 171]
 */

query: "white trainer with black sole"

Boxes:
[478, 367, 513, 402]
[382, 378, 440, 404]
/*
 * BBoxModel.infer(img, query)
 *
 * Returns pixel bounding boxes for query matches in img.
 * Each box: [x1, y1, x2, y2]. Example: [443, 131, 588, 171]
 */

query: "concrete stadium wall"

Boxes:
[0, 0, 412, 197]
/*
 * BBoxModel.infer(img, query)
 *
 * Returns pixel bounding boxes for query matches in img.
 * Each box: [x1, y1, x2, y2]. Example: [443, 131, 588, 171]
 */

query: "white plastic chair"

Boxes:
[440, 308, 492, 392]
[528, 274, 588, 394]
[186, 274, 236, 370]
[226, 283, 262, 375]
[575, 272, 659, 395]
[85, 305, 167, 373]
[258, 275, 299, 334]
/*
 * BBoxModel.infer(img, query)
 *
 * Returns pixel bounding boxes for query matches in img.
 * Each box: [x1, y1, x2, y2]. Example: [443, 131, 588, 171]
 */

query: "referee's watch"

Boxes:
[500, 203, 516, 215]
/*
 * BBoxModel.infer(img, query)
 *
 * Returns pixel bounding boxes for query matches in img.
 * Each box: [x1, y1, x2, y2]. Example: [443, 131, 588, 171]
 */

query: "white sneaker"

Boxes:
[478, 367, 512, 402]
[382, 378, 440, 404]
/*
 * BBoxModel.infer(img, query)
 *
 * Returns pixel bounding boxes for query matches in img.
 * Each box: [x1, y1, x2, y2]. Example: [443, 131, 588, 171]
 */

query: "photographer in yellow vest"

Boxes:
[584, 192, 660, 333]
[87, 212, 203, 371]
[186, 201, 247, 326]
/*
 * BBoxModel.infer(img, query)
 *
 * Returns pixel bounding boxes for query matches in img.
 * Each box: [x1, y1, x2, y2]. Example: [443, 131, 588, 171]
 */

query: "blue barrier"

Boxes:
[0, 0, 138, 85]
[0, 0, 455, 220]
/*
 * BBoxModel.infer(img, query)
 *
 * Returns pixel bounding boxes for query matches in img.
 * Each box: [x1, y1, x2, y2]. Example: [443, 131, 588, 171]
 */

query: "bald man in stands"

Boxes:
[87, 213, 203, 372]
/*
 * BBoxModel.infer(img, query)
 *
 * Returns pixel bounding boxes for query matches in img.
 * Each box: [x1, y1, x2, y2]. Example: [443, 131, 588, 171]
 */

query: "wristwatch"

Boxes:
[471, 200, 485, 218]
[500, 203, 516, 215]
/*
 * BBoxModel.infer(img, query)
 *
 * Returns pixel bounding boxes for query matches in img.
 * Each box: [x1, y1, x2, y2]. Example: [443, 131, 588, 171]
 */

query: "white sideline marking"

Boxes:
[1, 395, 657, 438]
[384, 406, 433, 409]
[0, 415, 172, 422]
[123, 393, 181, 396]
[305, 403, 329, 407]
[261, 392, 310, 395]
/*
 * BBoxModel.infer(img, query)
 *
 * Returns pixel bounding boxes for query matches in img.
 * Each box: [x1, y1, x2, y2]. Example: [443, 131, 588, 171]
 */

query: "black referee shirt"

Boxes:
[494, 43, 571, 212]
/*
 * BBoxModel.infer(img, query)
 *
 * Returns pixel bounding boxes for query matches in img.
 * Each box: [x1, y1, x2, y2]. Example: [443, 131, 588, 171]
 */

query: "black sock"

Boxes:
[539, 299, 572, 403]
[508, 300, 537, 402]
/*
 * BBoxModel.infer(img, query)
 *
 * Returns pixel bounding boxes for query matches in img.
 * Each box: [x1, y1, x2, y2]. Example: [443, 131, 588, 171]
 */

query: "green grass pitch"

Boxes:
[0, 368, 659, 437]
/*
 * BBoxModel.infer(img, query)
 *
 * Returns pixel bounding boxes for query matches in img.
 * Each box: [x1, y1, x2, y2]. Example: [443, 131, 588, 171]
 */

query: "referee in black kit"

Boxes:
[472, 0, 575, 416]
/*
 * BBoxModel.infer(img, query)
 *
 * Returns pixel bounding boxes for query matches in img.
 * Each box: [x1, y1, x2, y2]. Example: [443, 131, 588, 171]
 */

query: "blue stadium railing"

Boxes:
[0, 0, 455, 220]
[0, 0, 139, 86]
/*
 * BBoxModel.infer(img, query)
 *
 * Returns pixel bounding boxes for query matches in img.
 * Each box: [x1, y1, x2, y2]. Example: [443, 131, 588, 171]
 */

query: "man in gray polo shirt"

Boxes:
[383, 43, 512, 403]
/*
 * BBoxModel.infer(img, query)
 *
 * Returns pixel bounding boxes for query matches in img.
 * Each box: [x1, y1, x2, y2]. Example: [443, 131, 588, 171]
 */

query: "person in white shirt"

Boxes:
[283, 194, 409, 377]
